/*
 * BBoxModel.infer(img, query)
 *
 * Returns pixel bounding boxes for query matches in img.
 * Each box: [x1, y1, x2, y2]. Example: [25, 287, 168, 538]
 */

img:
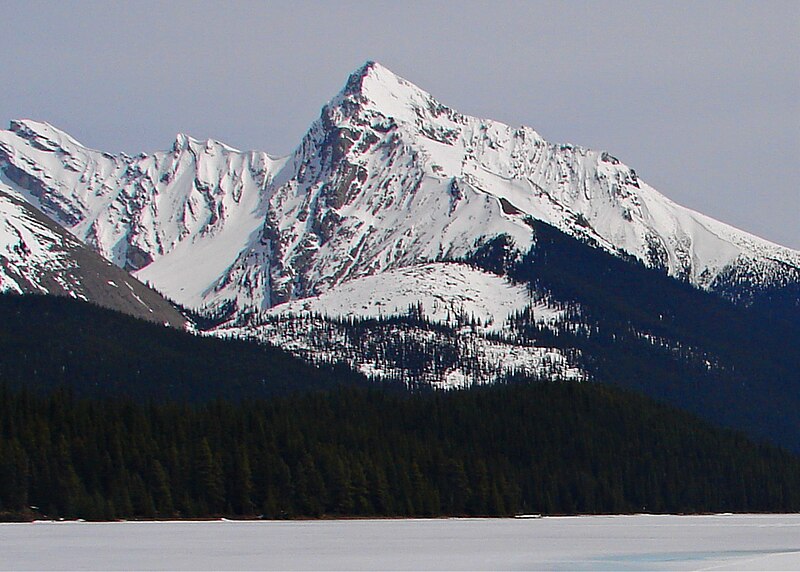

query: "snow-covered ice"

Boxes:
[2, 514, 800, 571]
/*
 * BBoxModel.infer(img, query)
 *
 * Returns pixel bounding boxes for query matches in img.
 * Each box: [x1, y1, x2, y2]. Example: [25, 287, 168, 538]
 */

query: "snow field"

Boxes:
[2, 514, 800, 571]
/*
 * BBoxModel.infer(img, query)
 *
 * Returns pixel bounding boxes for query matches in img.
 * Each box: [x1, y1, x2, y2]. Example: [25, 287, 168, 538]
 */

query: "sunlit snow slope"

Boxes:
[265, 263, 548, 331]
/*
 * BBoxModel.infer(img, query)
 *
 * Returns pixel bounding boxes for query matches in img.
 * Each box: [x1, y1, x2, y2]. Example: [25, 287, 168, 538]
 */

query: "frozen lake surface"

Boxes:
[2, 514, 800, 570]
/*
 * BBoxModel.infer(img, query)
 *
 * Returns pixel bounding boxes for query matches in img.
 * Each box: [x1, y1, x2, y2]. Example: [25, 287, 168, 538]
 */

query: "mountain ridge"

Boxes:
[1, 62, 797, 323]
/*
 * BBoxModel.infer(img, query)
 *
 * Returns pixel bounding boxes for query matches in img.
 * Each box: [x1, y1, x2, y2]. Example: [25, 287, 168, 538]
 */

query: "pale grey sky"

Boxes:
[2, 0, 798, 248]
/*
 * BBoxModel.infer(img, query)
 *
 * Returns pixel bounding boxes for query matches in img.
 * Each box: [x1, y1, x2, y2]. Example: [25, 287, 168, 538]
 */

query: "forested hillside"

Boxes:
[0, 294, 369, 401]
[499, 221, 800, 451]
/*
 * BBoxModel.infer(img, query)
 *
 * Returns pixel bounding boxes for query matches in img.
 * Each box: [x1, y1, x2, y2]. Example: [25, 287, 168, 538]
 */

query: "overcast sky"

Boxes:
[3, 1, 798, 248]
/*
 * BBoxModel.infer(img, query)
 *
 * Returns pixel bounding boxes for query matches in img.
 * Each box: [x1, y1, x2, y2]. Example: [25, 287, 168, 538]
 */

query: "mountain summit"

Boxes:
[1, 62, 798, 319]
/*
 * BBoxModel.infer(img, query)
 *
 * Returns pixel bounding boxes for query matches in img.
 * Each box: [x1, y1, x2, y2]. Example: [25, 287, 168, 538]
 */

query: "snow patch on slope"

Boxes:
[212, 262, 581, 388]
[217, 314, 585, 389]
[267, 263, 557, 332]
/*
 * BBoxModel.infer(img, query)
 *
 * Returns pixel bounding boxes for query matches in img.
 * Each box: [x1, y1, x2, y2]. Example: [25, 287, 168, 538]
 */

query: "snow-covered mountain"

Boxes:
[252, 61, 798, 306]
[0, 187, 186, 326]
[1, 62, 797, 324]
[0, 119, 286, 311]
[1, 61, 798, 387]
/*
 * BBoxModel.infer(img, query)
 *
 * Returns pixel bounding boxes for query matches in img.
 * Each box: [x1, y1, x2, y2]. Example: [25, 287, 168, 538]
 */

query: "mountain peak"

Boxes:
[342, 60, 392, 93]
[335, 61, 444, 125]
[10, 118, 56, 135]
[7, 119, 86, 150]
[351, 59, 379, 79]
[172, 132, 240, 154]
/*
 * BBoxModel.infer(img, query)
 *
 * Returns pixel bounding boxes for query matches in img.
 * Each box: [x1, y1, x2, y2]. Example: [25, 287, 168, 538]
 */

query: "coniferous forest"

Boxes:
[470, 222, 800, 452]
[0, 294, 370, 402]
[2, 381, 800, 521]
[2, 284, 800, 522]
